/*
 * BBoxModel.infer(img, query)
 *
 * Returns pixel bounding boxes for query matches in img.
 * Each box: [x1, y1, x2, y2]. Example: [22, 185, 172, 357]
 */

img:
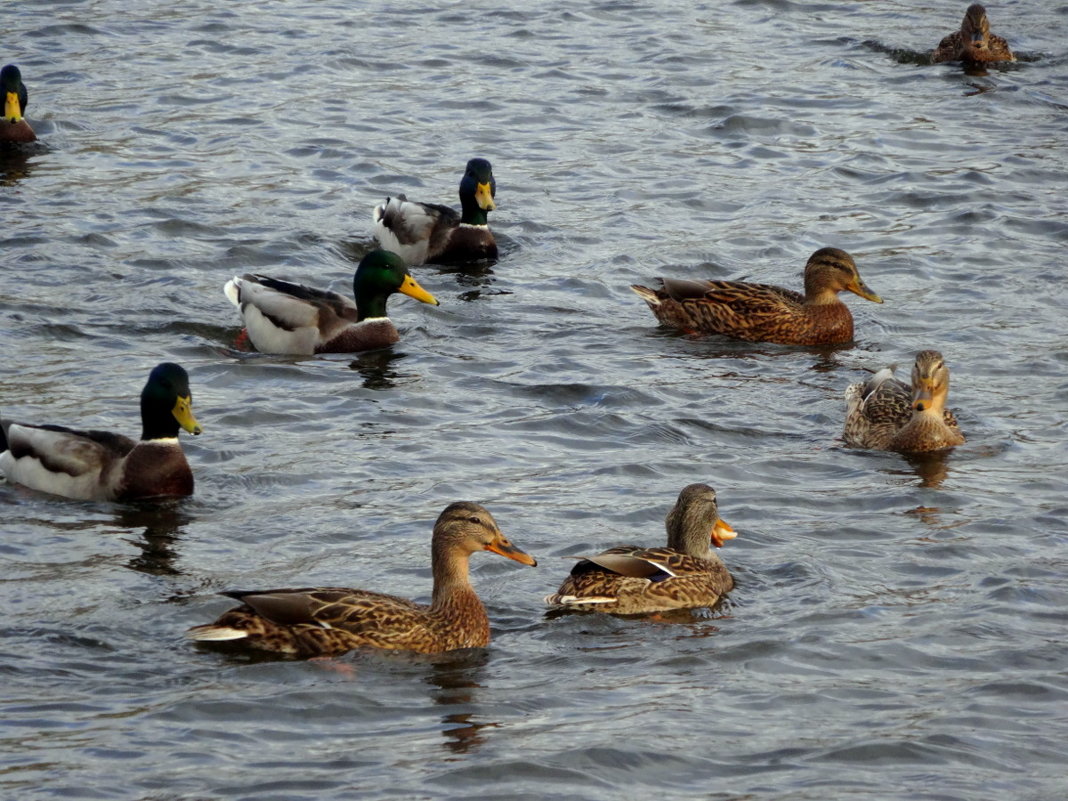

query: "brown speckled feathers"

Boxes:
[932, 4, 1015, 63]
[631, 247, 882, 346]
[844, 350, 965, 452]
[545, 484, 737, 615]
[187, 502, 537, 656]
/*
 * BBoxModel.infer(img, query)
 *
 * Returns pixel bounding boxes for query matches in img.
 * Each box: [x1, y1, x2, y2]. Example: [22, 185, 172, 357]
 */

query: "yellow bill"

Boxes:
[172, 395, 203, 435]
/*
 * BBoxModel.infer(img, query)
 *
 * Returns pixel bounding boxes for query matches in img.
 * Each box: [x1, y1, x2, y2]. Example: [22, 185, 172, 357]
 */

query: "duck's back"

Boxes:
[549, 545, 733, 614]
[636, 278, 853, 345]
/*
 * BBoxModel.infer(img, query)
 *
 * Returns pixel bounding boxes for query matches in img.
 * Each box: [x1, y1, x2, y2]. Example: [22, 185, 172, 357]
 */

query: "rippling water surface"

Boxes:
[2, 1, 1067, 799]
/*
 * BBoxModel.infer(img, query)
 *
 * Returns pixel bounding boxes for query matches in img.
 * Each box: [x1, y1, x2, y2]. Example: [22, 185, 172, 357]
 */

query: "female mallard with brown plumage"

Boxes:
[631, 247, 883, 346]
[931, 4, 1015, 64]
[1, 64, 36, 144]
[372, 158, 498, 266]
[844, 350, 966, 452]
[0, 363, 201, 501]
[224, 249, 439, 355]
[187, 502, 537, 656]
[544, 483, 737, 615]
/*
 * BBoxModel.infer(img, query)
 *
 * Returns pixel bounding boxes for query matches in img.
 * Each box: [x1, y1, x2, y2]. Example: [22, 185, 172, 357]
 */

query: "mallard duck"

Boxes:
[631, 247, 883, 346]
[372, 158, 498, 266]
[1, 64, 36, 144]
[187, 501, 537, 656]
[224, 249, 439, 355]
[544, 483, 737, 615]
[0, 363, 201, 501]
[843, 350, 966, 452]
[932, 4, 1015, 64]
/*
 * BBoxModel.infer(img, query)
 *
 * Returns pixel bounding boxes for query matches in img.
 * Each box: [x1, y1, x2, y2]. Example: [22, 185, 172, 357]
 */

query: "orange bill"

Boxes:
[712, 518, 737, 548]
[487, 536, 537, 566]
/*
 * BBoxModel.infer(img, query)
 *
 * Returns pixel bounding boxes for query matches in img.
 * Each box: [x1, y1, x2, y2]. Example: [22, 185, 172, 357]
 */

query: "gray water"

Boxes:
[2, 1, 1067, 800]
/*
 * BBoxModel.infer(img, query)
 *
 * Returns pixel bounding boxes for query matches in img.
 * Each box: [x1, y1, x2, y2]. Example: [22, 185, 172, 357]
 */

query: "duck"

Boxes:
[631, 247, 883, 346]
[544, 483, 737, 615]
[372, 158, 498, 266]
[1, 64, 36, 144]
[0, 363, 202, 501]
[932, 4, 1015, 64]
[224, 249, 439, 355]
[187, 501, 537, 656]
[843, 350, 966, 452]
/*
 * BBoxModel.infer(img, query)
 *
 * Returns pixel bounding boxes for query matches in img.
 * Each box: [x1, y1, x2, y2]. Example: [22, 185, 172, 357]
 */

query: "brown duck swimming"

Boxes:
[373, 158, 498, 266]
[224, 249, 439, 355]
[545, 483, 736, 615]
[631, 247, 882, 346]
[1, 64, 36, 144]
[844, 350, 966, 452]
[187, 502, 537, 656]
[0, 363, 201, 501]
[932, 4, 1015, 64]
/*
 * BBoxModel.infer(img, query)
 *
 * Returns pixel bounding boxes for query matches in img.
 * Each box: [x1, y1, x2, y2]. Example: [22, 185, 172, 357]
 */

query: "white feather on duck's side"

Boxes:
[224, 249, 439, 355]
[372, 158, 498, 266]
[0, 363, 201, 502]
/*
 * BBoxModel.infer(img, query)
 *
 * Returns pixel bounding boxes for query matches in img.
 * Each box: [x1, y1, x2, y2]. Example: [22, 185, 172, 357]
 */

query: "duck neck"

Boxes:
[459, 194, 490, 227]
[429, 541, 482, 614]
[141, 400, 180, 441]
[354, 290, 389, 322]
[665, 509, 714, 560]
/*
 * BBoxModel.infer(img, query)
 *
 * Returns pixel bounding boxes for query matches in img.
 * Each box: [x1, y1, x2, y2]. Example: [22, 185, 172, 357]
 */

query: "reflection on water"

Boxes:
[348, 348, 409, 390]
[425, 649, 493, 756]
[0, 147, 35, 186]
[116, 500, 194, 577]
[902, 450, 952, 489]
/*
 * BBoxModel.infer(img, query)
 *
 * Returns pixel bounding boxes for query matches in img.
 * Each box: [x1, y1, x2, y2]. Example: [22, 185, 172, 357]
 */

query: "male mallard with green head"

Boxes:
[224, 249, 439, 354]
[1, 64, 36, 144]
[187, 502, 538, 656]
[373, 158, 498, 266]
[0, 363, 201, 501]
[545, 483, 737, 615]
[631, 247, 883, 346]
[844, 350, 966, 452]
[932, 4, 1015, 64]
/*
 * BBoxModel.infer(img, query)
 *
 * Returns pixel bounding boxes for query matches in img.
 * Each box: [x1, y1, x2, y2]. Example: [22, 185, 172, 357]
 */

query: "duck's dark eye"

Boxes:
[469, 516, 483, 525]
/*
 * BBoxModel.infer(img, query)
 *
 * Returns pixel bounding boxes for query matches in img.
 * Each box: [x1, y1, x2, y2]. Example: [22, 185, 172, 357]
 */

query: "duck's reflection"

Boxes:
[0, 146, 34, 186]
[348, 348, 407, 389]
[902, 450, 952, 488]
[425, 648, 493, 756]
[116, 500, 194, 576]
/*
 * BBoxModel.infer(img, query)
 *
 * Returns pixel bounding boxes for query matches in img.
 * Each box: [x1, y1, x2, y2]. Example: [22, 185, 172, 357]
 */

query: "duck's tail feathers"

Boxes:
[186, 624, 249, 642]
[630, 284, 660, 306]
[223, 277, 243, 308]
[544, 593, 617, 607]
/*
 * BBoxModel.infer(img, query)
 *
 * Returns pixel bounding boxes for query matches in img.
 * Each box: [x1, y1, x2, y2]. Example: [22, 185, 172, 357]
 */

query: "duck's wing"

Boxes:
[225, 274, 358, 354]
[0, 421, 135, 500]
[373, 196, 460, 265]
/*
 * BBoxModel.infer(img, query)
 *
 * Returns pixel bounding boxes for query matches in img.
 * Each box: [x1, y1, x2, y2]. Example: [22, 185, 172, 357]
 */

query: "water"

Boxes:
[2, 1, 1066, 799]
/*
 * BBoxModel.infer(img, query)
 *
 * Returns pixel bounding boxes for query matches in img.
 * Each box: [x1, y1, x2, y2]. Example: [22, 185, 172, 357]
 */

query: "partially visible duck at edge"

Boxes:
[631, 247, 883, 346]
[1, 64, 36, 144]
[224, 249, 439, 355]
[932, 4, 1015, 64]
[0, 363, 202, 501]
[373, 158, 498, 266]
[843, 349, 966, 453]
